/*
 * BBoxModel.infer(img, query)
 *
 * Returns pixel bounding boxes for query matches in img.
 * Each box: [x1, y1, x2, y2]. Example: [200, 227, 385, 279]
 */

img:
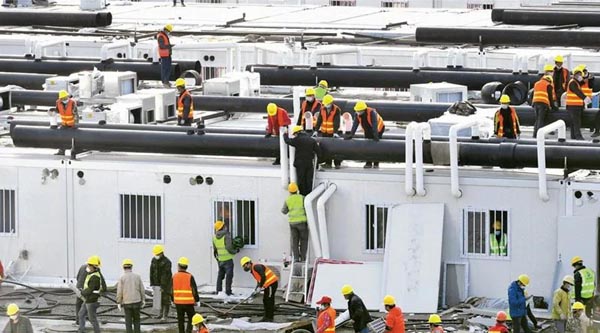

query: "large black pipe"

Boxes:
[495, 9, 600, 27]
[0, 72, 56, 90]
[0, 11, 112, 27]
[415, 27, 600, 48]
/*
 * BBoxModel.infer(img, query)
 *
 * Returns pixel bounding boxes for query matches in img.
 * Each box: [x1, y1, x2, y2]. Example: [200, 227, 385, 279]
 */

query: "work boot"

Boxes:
[322, 163, 332, 169]
[163, 82, 171, 88]
[259, 317, 273, 322]
[55, 149, 65, 156]
[272, 158, 280, 165]
[592, 131, 600, 138]
[373, 162, 379, 169]
[364, 162, 372, 169]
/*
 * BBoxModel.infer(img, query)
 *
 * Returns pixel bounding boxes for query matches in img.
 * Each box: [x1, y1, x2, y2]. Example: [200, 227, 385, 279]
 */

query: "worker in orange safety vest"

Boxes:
[240, 257, 279, 322]
[157, 24, 174, 87]
[494, 94, 521, 139]
[172, 257, 199, 333]
[316, 296, 336, 333]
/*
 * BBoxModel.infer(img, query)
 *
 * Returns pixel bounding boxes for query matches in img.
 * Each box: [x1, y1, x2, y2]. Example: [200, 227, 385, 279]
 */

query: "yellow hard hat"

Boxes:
[288, 182, 299, 193]
[543, 64, 554, 72]
[322, 94, 334, 106]
[341, 284, 353, 295]
[499, 94, 510, 104]
[428, 314, 442, 324]
[87, 256, 100, 266]
[152, 244, 164, 256]
[354, 100, 368, 112]
[291, 125, 303, 134]
[178, 257, 189, 266]
[518, 274, 530, 286]
[571, 256, 583, 265]
[240, 256, 252, 266]
[122, 258, 133, 267]
[58, 90, 69, 99]
[164, 24, 173, 32]
[563, 275, 575, 285]
[493, 220, 502, 229]
[573, 67, 583, 75]
[305, 88, 316, 96]
[91, 255, 101, 267]
[318, 80, 328, 88]
[555, 55, 564, 63]
[192, 313, 204, 325]
[175, 78, 186, 87]
[6, 304, 19, 316]
[543, 75, 553, 82]
[573, 302, 585, 310]
[383, 295, 395, 306]
[267, 103, 278, 116]
[214, 220, 225, 231]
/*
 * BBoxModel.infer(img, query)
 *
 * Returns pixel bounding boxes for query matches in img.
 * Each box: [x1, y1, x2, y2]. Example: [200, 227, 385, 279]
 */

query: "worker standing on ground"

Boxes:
[176, 78, 194, 126]
[569, 302, 591, 333]
[566, 67, 590, 140]
[78, 256, 105, 333]
[346, 100, 385, 168]
[191, 314, 209, 333]
[150, 245, 172, 321]
[315, 80, 329, 100]
[532, 70, 558, 137]
[428, 314, 444, 333]
[212, 220, 237, 296]
[299, 88, 321, 130]
[283, 126, 321, 195]
[172, 257, 200, 333]
[316, 296, 336, 333]
[341, 285, 372, 333]
[494, 94, 521, 139]
[75, 256, 107, 326]
[553, 275, 575, 333]
[53, 90, 78, 155]
[508, 274, 532, 333]
[3, 304, 33, 333]
[572, 256, 596, 317]
[117, 259, 146, 333]
[489, 311, 509, 333]
[314, 94, 343, 169]
[156, 25, 173, 87]
[554, 55, 569, 106]
[266, 102, 291, 165]
[383, 295, 405, 333]
[490, 220, 508, 256]
[240, 257, 279, 322]
[281, 182, 309, 262]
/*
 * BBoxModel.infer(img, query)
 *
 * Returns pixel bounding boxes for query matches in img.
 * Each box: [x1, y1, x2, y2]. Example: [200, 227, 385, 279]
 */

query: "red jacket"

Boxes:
[385, 306, 405, 333]
[266, 108, 291, 135]
[488, 323, 509, 333]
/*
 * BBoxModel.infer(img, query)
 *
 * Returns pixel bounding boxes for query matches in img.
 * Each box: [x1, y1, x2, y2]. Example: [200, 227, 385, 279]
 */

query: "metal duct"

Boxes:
[0, 72, 56, 90]
[0, 11, 112, 27]
[494, 9, 600, 27]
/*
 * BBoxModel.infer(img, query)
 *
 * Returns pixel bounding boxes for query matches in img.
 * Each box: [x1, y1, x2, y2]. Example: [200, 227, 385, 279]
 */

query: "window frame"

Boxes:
[118, 193, 164, 243]
[461, 207, 511, 260]
[363, 203, 391, 254]
[0, 188, 17, 237]
[212, 197, 259, 249]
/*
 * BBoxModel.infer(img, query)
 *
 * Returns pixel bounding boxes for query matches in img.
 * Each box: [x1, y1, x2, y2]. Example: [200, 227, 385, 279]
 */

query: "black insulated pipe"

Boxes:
[494, 9, 600, 27]
[0, 11, 112, 27]
[0, 72, 56, 90]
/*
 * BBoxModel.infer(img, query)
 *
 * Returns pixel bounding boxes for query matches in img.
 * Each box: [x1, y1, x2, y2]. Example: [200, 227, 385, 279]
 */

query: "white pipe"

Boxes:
[280, 127, 289, 189]
[536, 120, 567, 202]
[100, 41, 130, 61]
[415, 122, 431, 197]
[34, 40, 66, 58]
[405, 122, 416, 196]
[304, 183, 326, 258]
[254, 44, 293, 66]
[308, 46, 363, 67]
[316, 183, 337, 259]
[449, 119, 481, 198]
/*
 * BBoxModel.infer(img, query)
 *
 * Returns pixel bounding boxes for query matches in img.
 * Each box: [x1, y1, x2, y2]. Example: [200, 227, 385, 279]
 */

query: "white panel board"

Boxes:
[557, 216, 598, 278]
[310, 262, 383, 310]
[382, 203, 445, 313]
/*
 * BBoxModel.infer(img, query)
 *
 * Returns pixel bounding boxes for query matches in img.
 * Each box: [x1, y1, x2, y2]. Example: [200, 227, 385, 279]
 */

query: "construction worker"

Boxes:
[3, 304, 33, 333]
[150, 245, 172, 321]
[156, 24, 173, 87]
[532, 69, 558, 137]
[266, 102, 291, 166]
[494, 94, 521, 139]
[283, 126, 321, 195]
[240, 257, 279, 322]
[172, 257, 200, 333]
[341, 285, 372, 333]
[315, 80, 329, 100]
[490, 220, 507, 256]
[192, 314, 209, 333]
[428, 314, 444, 333]
[488, 311, 509, 333]
[117, 259, 146, 333]
[580, 65, 594, 103]
[316, 296, 336, 333]
[176, 78, 194, 126]
[508, 274, 531, 333]
[347, 100, 385, 168]
[566, 67, 590, 140]
[53, 90, 78, 155]
[383, 295, 405, 333]
[299, 88, 321, 130]
[554, 55, 570, 106]
[281, 182, 309, 262]
[572, 256, 596, 317]
[553, 275, 575, 333]
[75, 255, 106, 326]
[569, 302, 591, 333]
[314, 94, 342, 169]
[78, 256, 105, 333]
[212, 220, 237, 296]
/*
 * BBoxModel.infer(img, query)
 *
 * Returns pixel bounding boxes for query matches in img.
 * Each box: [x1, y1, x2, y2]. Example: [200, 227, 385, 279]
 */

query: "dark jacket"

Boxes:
[350, 110, 383, 139]
[283, 132, 321, 165]
[347, 293, 372, 332]
[81, 271, 102, 304]
[150, 255, 173, 293]
[508, 280, 526, 318]
[213, 229, 237, 259]
[2, 316, 34, 333]
[171, 271, 200, 303]
[76, 264, 107, 292]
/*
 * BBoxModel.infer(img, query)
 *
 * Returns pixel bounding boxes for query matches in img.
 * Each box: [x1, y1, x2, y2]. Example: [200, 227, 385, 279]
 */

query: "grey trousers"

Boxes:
[290, 223, 309, 261]
[78, 302, 100, 333]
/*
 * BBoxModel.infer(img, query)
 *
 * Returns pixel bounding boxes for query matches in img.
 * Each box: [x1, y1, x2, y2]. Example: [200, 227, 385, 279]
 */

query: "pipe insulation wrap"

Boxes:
[0, 11, 112, 27]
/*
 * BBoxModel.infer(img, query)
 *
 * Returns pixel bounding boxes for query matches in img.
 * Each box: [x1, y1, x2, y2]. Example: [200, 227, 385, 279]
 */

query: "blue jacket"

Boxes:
[508, 280, 526, 317]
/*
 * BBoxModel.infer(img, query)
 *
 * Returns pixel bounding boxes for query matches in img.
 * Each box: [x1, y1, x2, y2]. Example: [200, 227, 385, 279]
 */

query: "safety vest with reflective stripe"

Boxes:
[56, 99, 76, 127]
[579, 268, 596, 299]
[251, 264, 278, 288]
[156, 31, 171, 58]
[490, 233, 508, 256]
[319, 105, 340, 134]
[213, 235, 234, 262]
[494, 107, 520, 138]
[533, 79, 552, 106]
[582, 79, 593, 98]
[358, 108, 384, 132]
[301, 100, 320, 126]
[177, 90, 194, 119]
[173, 271, 195, 304]
[318, 307, 336, 333]
[286, 194, 307, 224]
[83, 271, 102, 291]
[566, 79, 585, 107]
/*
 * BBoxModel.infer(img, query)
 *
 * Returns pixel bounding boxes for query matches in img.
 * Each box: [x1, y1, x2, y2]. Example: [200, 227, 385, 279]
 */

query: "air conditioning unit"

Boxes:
[103, 72, 137, 98]
[410, 82, 467, 103]
[203, 71, 260, 97]
[116, 93, 156, 124]
[45, 76, 79, 93]
[137, 89, 177, 121]
[78, 71, 104, 99]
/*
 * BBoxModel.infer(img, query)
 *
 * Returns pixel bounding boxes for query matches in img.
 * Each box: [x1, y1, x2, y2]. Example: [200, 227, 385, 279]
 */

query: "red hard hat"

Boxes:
[316, 296, 332, 305]
[496, 311, 508, 322]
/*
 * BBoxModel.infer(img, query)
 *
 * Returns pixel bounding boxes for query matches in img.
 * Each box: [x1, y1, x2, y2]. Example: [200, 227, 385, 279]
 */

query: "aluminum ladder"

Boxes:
[284, 246, 310, 303]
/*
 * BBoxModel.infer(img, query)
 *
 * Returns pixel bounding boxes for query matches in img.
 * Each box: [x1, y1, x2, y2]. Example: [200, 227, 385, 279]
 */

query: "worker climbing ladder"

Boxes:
[284, 246, 311, 303]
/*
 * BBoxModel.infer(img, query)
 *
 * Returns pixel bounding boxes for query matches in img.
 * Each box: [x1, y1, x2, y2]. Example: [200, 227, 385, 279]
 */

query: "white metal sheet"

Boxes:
[381, 203, 445, 313]
[557, 216, 598, 278]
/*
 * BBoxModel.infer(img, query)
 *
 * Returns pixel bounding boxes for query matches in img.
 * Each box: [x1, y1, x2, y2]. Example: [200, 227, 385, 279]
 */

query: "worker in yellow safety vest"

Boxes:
[281, 182, 309, 262]
[572, 256, 596, 317]
[489, 220, 508, 256]
[212, 220, 237, 296]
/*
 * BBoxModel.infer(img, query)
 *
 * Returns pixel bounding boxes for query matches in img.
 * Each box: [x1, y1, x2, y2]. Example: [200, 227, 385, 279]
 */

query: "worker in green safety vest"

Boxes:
[571, 256, 596, 317]
[212, 220, 238, 296]
[281, 182, 308, 262]
[315, 80, 329, 101]
[490, 220, 508, 256]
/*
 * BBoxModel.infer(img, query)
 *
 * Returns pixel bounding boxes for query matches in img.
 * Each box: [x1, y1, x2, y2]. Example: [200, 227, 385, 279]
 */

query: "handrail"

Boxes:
[536, 120, 566, 201]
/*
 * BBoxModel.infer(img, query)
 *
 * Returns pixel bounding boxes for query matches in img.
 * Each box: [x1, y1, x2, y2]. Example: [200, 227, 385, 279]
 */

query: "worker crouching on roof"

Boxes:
[383, 295, 405, 333]
[316, 296, 337, 333]
[532, 66, 558, 138]
[172, 257, 200, 333]
[341, 285, 372, 333]
[494, 94, 520, 139]
[240, 256, 279, 322]
[346, 100, 385, 169]
[212, 220, 238, 296]
[176, 78, 194, 126]
[266, 103, 291, 166]
[553, 275, 575, 333]
[299, 88, 321, 131]
[509, 274, 532, 333]
[314, 94, 343, 169]
[192, 314, 209, 333]
[566, 67, 590, 140]
[3, 303, 33, 333]
[489, 311, 509, 333]
[428, 314, 443, 333]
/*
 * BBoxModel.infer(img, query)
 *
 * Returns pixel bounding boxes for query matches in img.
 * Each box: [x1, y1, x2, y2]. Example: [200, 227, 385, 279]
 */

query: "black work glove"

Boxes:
[344, 134, 352, 140]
